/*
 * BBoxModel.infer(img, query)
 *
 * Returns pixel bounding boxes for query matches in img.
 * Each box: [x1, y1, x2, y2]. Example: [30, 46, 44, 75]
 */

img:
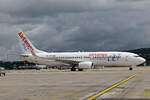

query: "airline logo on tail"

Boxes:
[18, 32, 36, 56]
[22, 43, 28, 51]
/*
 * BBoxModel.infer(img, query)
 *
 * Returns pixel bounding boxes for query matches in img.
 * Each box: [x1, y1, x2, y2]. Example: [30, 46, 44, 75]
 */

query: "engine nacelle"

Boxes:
[78, 61, 93, 69]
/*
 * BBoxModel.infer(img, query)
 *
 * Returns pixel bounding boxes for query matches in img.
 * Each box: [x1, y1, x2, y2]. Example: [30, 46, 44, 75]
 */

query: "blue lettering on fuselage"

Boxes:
[107, 54, 121, 62]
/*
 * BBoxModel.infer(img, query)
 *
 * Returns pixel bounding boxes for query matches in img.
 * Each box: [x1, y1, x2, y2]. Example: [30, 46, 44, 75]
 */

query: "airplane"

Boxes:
[15, 32, 146, 71]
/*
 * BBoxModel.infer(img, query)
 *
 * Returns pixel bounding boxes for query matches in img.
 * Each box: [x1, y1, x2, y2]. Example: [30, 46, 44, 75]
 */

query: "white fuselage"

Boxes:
[22, 51, 145, 67]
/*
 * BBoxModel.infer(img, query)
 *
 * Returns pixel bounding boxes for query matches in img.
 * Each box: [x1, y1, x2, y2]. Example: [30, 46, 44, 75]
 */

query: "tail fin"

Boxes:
[18, 32, 42, 56]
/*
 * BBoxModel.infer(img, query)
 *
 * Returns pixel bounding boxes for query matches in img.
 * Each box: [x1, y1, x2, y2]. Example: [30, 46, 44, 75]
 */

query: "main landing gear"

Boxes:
[71, 68, 84, 71]
[70, 64, 83, 71]
[71, 67, 76, 71]
[71, 64, 77, 71]
[78, 69, 83, 71]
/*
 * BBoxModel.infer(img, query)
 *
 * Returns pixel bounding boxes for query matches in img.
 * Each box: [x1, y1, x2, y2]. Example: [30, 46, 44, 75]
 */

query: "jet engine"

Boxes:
[78, 61, 93, 69]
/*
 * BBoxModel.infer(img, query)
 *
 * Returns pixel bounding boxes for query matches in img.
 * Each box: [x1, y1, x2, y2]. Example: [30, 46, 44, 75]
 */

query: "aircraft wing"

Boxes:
[35, 56, 79, 65]
[55, 59, 79, 65]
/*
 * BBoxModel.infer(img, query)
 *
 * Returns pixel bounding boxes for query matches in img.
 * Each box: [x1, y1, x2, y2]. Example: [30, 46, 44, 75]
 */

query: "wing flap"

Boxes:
[55, 59, 79, 65]
[33, 55, 79, 65]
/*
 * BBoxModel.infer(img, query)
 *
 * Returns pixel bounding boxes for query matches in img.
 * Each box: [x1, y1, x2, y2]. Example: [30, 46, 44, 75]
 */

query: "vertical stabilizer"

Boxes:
[18, 32, 42, 56]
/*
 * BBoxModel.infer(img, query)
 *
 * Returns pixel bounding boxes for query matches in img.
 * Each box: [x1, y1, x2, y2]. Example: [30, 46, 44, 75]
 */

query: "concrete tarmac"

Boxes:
[0, 67, 150, 100]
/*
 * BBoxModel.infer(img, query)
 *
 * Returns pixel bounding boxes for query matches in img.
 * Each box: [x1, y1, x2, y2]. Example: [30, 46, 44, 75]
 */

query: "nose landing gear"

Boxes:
[129, 66, 135, 70]
[129, 67, 133, 70]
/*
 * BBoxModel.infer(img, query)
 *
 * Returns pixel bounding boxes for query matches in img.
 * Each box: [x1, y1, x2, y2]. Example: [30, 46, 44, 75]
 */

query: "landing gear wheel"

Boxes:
[78, 69, 83, 71]
[71, 67, 76, 71]
[129, 67, 133, 70]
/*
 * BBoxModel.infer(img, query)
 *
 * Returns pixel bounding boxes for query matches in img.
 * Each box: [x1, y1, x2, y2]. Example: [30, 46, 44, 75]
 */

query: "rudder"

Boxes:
[18, 32, 38, 56]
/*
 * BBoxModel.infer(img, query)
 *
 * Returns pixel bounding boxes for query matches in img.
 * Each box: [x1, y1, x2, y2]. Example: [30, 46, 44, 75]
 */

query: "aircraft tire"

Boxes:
[129, 67, 133, 70]
[71, 67, 76, 71]
[78, 69, 83, 71]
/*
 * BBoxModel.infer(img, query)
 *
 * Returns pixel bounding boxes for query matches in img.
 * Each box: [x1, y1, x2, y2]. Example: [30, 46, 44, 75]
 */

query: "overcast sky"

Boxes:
[0, 0, 150, 60]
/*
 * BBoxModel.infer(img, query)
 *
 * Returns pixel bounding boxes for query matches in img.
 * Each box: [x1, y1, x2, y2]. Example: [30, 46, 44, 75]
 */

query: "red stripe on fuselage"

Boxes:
[89, 53, 107, 57]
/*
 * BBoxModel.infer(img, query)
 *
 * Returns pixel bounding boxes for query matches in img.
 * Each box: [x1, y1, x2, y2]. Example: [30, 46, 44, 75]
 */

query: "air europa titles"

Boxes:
[89, 53, 121, 62]
[89, 53, 107, 57]
[18, 32, 36, 56]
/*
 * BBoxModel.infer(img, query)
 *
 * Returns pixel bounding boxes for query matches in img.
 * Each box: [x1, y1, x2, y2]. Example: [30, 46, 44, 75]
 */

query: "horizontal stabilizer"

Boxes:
[8, 53, 29, 58]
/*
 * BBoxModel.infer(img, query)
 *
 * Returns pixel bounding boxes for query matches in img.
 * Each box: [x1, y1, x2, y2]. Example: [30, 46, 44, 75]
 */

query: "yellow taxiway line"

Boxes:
[87, 74, 137, 100]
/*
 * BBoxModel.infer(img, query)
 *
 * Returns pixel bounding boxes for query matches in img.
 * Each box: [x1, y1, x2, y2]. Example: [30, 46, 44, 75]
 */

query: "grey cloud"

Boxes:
[0, 0, 115, 17]
[25, 10, 150, 51]
[3, 0, 149, 17]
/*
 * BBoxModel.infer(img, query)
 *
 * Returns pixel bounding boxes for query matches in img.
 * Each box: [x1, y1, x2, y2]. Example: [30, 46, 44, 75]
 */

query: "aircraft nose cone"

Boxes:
[138, 57, 146, 65]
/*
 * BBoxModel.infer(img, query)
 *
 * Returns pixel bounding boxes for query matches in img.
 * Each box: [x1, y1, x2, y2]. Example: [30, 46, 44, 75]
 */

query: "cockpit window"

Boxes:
[134, 56, 140, 57]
